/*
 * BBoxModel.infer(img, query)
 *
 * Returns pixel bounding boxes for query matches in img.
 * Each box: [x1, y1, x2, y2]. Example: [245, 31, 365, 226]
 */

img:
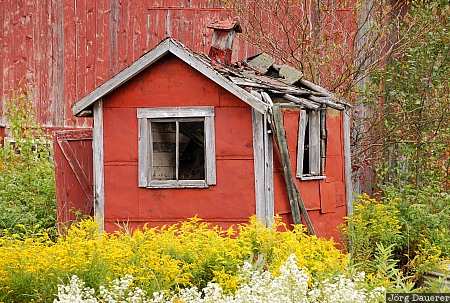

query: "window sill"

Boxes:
[147, 180, 209, 189]
[296, 175, 326, 181]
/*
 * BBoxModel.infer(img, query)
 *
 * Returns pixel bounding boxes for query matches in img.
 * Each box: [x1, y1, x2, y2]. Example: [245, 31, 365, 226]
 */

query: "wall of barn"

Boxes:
[0, 1, 357, 132]
[275, 109, 347, 241]
[0, 0, 255, 131]
[102, 54, 256, 231]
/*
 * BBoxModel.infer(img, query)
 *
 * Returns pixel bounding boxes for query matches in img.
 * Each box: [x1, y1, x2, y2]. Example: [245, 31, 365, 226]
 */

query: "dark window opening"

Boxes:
[150, 119, 205, 181]
[179, 121, 205, 180]
[298, 109, 325, 178]
[302, 118, 310, 175]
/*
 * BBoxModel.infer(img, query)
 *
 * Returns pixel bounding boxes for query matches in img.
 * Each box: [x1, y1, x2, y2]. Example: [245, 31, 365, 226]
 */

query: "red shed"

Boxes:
[69, 22, 352, 240]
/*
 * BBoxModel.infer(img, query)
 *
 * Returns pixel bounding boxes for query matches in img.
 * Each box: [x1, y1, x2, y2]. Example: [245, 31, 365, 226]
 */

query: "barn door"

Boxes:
[54, 129, 93, 228]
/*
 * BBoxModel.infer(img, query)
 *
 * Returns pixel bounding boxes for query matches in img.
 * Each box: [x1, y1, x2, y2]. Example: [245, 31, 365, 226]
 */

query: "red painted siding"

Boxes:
[273, 108, 347, 241]
[102, 55, 256, 231]
[53, 129, 93, 227]
[0, 0, 256, 129]
[100, 54, 346, 241]
[0, 1, 356, 132]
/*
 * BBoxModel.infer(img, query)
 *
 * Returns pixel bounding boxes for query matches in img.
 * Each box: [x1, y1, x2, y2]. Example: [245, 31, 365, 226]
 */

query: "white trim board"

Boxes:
[72, 38, 268, 116]
[252, 107, 274, 227]
[93, 100, 104, 232]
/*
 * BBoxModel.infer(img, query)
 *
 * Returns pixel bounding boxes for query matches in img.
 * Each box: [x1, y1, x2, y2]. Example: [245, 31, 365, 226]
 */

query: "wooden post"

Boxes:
[343, 109, 353, 215]
[271, 104, 315, 234]
[93, 100, 105, 232]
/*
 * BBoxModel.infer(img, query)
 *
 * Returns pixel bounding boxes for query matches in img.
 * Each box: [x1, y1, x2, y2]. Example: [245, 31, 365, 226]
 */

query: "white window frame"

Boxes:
[296, 109, 326, 181]
[137, 106, 216, 188]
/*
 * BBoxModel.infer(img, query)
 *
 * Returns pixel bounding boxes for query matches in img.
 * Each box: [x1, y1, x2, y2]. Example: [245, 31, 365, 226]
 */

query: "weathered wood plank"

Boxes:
[309, 95, 345, 110]
[93, 100, 104, 232]
[148, 180, 208, 188]
[75, 0, 87, 100]
[138, 118, 148, 187]
[284, 94, 320, 110]
[252, 108, 266, 224]
[205, 115, 216, 185]
[299, 78, 331, 96]
[263, 113, 274, 226]
[271, 105, 301, 224]
[320, 110, 327, 176]
[271, 105, 315, 234]
[63, 0, 77, 127]
[175, 121, 179, 180]
[343, 110, 353, 215]
[137, 106, 214, 119]
[57, 138, 92, 202]
[109, 0, 119, 75]
[51, 0, 65, 127]
[85, 0, 96, 93]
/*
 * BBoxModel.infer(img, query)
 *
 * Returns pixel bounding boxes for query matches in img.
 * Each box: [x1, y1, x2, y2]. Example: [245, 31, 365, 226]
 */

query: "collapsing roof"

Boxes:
[215, 52, 348, 111]
[72, 37, 349, 117]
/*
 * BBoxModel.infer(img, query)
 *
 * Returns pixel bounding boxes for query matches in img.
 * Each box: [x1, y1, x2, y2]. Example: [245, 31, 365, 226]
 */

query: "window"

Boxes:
[296, 109, 326, 180]
[137, 107, 216, 188]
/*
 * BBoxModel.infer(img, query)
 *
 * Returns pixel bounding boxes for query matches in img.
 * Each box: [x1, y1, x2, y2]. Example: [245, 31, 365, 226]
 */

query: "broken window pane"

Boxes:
[303, 118, 310, 175]
[151, 121, 176, 180]
[179, 121, 205, 180]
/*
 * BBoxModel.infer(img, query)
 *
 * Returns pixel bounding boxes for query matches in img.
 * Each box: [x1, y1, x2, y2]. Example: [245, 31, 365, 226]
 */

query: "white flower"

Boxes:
[53, 275, 98, 303]
[54, 255, 385, 303]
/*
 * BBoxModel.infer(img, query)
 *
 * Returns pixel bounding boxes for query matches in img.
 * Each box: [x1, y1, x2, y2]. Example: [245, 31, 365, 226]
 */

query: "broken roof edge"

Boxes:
[72, 38, 268, 117]
[242, 53, 351, 110]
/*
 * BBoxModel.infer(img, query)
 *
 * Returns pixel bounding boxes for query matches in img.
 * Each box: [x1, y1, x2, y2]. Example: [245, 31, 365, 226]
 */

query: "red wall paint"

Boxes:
[272, 108, 347, 241]
[102, 55, 256, 231]
[53, 129, 94, 228]
[101, 54, 347, 241]
[0, 1, 357, 131]
[0, 0, 257, 129]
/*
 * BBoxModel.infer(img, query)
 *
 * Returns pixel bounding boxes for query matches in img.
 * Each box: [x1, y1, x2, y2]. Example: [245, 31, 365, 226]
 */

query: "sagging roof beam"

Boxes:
[284, 94, 321, 110]
[309, 96, 345, 110]
[299, 79, 332, 96]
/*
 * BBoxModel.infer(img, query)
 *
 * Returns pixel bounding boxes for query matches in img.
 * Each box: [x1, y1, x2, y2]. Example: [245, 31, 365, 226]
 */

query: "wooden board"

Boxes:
[54, 129, 93, 229]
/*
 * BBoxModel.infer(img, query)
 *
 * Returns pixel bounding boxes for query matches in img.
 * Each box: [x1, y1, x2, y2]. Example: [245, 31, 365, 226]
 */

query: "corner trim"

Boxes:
[343, 110, 353, 215]
[93, 100, 105, 232]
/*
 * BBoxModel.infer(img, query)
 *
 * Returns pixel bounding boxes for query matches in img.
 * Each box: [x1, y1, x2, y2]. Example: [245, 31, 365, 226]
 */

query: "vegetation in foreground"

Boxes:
[53, 255, 385, 303]
[0, 218, 349, 302]
[0, 2, 448, 301]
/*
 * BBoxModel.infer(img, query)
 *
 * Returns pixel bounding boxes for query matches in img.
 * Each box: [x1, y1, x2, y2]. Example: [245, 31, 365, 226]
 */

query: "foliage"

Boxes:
[0, 90, 56, 238]
[342, 194, 403, 265]
[356, 1, 449, 185]
[344, 186, 450, 289]
[225, 0, 417, 97]
[0, 218, 348, 303]
[54, 255, 385, 303]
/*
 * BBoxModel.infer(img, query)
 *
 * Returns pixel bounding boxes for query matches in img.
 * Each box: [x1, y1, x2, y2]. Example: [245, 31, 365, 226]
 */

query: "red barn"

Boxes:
[67, 21, 352, 240]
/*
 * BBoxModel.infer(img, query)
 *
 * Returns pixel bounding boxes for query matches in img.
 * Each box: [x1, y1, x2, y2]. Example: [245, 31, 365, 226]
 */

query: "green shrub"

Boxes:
[343, 194, 403, 268]
[343, 184, 450, 289]
[0, 91, 56, 238]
